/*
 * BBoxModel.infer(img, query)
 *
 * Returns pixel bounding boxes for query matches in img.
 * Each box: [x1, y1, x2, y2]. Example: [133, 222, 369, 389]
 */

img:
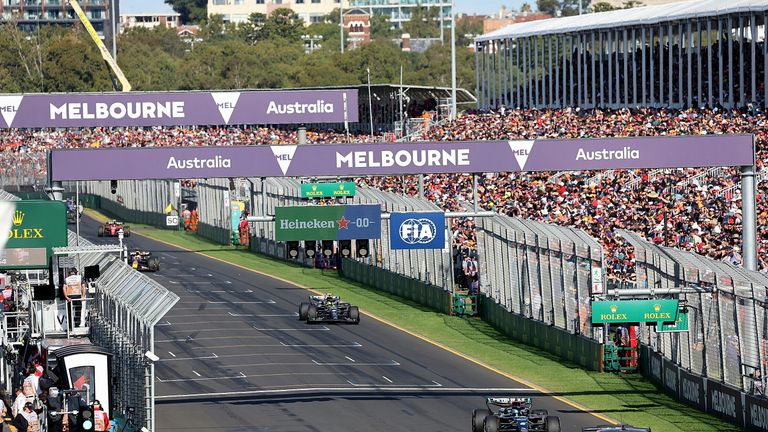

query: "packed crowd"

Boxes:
[2, 106, 768, 280]
[364, 107, 768, 279]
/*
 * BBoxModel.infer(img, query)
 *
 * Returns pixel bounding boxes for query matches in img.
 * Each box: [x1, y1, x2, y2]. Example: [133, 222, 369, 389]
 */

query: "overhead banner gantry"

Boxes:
[49, 135, 754, 181]
[0, 89, 358, 128]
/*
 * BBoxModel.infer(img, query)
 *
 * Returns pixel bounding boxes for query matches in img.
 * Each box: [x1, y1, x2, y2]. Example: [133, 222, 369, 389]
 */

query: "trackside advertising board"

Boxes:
[300, 182, 356, 198]
[591, 299, 679, 326]
[1, 200, 67, 269]
[49, 135, 754, 181]
[0, 90, 358, 128]
[275, 205, 380, 241]
[389, 212, 445, 250]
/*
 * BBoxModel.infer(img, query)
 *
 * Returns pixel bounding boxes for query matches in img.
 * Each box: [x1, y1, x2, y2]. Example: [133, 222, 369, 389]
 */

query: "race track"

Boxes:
[78, 215, 607, 432]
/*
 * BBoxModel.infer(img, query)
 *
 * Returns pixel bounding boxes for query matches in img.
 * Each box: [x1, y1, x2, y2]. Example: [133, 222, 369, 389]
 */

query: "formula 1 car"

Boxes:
[298, 294, 360, 324]
[130, 251, 160, 272]
[582, 427, 651, 432]
[472, 397, 560, 432]
[98, 220, 131, 237]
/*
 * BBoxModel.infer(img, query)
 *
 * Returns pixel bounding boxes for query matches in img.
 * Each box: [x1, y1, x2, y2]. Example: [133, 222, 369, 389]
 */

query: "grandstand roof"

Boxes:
[476, 0, 768, 42]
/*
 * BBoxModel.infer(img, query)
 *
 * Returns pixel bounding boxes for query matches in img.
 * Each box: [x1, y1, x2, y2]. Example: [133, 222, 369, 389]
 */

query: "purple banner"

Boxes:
[0, 90, 358, 128]
[50, 135, 754, 181]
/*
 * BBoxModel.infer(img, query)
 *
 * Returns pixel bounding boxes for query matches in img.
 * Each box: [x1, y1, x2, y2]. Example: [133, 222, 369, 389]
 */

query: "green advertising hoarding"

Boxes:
[301, 182, 357, 198]
[3, 200, 67, 269]
[658, 310, 690, 332]
[591, 299, 679, 326]
[275, 204, 380, 241]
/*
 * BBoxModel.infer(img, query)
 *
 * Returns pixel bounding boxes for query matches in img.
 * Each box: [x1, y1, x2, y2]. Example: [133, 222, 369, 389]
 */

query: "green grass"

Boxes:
[89, 211, 739, 431]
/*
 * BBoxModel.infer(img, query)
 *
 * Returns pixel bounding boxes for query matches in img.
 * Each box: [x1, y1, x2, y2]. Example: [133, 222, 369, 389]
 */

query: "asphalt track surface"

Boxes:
[79, 215, 604, 432]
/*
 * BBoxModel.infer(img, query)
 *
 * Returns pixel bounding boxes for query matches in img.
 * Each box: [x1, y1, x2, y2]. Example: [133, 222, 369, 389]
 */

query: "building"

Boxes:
[483, 12, 552, 34]
[208, 0, 350, 25]
[0, 0, 116, 40]
[343, 8, 370, 49]
[349, 0, 451, 29]
[120, 12, 181, 31]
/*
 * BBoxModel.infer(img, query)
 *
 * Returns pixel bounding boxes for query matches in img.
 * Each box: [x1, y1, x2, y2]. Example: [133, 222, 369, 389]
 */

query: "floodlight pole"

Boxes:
[367, 67, 374, 140]
[741, 163, 758, 271]
[340, 5, 344, 54]
[450, 0, 457, 120]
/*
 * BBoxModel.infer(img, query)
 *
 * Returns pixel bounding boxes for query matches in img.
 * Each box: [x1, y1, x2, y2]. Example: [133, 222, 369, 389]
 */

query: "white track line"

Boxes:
[168, 352, 176, 358]
[254, 326, 329, 331]
[344, 356, 356, 362]
[156, 372, 340, 383]
[192, 370, 201, 377]
[155, 386, 534, 399]
[229, 312, 299, 317]
[382, 376, 393, 383]
[312, 359, 399, 366]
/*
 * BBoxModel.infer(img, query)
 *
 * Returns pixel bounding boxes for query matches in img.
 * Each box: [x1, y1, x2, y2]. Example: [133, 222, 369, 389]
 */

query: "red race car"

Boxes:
[97, 220, 131, 237]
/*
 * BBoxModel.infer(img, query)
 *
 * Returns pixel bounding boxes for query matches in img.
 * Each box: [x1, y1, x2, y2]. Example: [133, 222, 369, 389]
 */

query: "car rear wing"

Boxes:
[486, 397, 532, 408]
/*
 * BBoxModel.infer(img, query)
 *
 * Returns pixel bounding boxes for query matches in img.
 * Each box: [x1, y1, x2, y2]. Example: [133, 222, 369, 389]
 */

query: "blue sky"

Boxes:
[122, 0, 529, 16]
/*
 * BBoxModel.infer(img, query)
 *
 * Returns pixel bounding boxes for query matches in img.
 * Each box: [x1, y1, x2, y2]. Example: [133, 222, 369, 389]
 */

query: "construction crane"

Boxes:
[68, 0, 131, 92]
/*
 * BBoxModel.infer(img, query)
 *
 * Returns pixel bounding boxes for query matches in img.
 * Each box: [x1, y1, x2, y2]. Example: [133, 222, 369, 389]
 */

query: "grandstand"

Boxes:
[475, 0, 768, 109]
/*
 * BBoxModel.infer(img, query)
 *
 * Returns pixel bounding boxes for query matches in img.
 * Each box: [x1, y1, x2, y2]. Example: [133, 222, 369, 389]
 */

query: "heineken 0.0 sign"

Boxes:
[301, 182, 357, 198]
[591, 299, 679, 326]
[275, 204, 380, 241]
[2, 200, 68, 269]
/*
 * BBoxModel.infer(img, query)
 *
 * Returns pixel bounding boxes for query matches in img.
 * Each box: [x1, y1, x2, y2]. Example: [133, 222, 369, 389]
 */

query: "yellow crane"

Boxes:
[68, 0, 131, 92]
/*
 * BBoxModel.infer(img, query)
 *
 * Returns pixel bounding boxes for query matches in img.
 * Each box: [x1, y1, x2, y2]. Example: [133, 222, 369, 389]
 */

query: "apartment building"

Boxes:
[0, 0, 115, 38]
[208, 0, 350, 25]
[349, 0, 452, 29]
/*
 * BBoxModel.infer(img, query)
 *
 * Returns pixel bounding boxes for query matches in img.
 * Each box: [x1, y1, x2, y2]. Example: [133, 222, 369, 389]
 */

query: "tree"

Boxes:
[260, 8, 302, 42]
[456, 15, 483, 48]
[164, 0, 208, 24]
[592, 2, 616, 12]
[521, 3, 533, 13]
[403, 5, 440, 39]
[237, 13, 267, 45]
[370, 14, 396, 40]
[536, 0, 591, 16]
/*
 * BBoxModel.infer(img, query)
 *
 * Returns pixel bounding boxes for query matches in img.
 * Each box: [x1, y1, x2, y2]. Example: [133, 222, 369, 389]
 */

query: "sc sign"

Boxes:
[390, 212, 445, 250]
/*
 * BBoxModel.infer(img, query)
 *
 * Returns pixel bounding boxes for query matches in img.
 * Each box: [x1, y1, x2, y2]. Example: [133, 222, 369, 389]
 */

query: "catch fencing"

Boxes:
[65, 232, 179, 432]
[620, 229, 768, 393]
[195, 178, 231, 244]
[75, 180, 177, 227]
[475, 213, 604, 340]
[249, 177, 453, 290]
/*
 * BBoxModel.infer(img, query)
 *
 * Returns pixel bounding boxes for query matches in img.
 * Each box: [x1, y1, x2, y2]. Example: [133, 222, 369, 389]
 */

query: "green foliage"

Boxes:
[456, 15, 483, 48]
[536, 0, 591, 16]
[0, 15, 479, 94]
[371, 14, 396, 40]
[403, 5, 440, 39]
[592, 2, 616, 12]
[164, 0, 208, 24]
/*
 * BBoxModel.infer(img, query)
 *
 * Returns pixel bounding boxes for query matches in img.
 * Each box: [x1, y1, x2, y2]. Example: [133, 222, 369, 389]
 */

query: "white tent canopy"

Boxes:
[476, 0, 768, 42]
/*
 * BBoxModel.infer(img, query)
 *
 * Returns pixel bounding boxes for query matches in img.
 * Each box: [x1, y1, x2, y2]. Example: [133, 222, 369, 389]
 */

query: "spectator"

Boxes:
[92, 400, 110, 432]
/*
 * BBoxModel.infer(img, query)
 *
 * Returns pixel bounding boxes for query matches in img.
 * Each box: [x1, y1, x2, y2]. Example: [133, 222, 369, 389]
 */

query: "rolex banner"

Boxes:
[591, 299, 680, 326]
[2, 200, 68, 269]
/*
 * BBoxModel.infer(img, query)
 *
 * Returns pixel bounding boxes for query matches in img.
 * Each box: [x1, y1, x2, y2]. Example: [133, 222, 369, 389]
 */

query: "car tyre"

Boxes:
[299, 302, 310, 321]
[545, 416, 561, 432]
[349, 306, 360, 324]
[472, 409, 489, 432]
[149, 257, 160, 272]
[98, 226, 104, 237]
[124, 226, 131, 237]
[306, 304, 317, 322]
[483, 415, 500, 432]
